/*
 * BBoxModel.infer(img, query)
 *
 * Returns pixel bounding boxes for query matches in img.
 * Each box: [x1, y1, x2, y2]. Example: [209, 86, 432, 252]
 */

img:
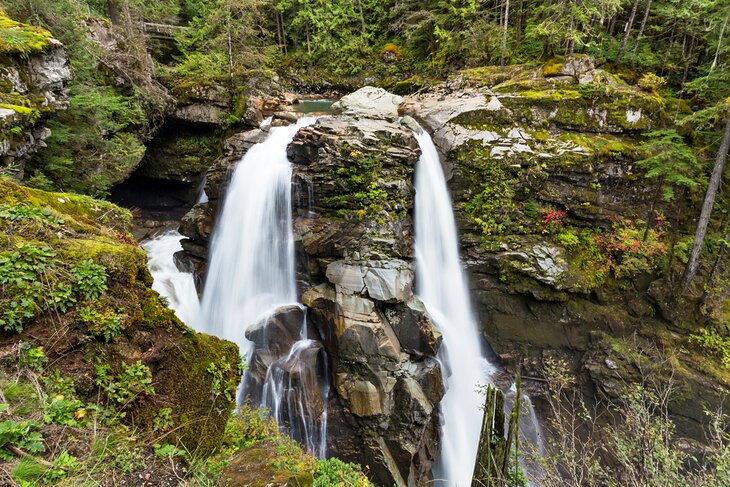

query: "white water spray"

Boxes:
[199, 117, 329, 456]
[414, 127, 493, 486]
[200, 118, 315, 354]
[142, 231, 202, 329]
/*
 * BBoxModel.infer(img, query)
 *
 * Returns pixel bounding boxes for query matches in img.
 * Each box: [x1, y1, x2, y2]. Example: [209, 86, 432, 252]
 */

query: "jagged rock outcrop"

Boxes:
[0, 14, 71, 178]
[179, 87, 445, 486]
[287, 91, 444, 486]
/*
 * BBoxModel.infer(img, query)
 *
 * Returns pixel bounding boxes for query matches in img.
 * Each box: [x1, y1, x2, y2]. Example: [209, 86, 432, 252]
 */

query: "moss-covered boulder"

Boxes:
[0, 177, 240, 455]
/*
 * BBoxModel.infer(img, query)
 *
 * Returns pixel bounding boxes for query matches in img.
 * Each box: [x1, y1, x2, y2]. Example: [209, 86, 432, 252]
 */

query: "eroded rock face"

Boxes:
[0, 32, 71, 178]
[404, 59, 729, 447]
[178, 88, 444, 485]
[285, 94, 444, 485]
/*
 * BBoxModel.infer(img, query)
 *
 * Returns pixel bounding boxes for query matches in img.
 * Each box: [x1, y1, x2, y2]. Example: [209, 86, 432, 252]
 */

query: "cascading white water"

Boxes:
[200, 118, 315, 354]
[413, 127, 494, 486]
[199, 117, 329, 457]
[142, 231, 202, 328]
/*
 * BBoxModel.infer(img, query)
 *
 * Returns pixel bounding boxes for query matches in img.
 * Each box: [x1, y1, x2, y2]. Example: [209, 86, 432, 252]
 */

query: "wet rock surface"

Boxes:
[289, 89, 443, 485]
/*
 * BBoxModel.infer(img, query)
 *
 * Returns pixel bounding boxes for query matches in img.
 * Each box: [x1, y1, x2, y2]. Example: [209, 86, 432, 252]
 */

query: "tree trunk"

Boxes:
[617, 0, 641, 63]
[681, 34, 696, 88]
[227, 15, 233, 77]
[660, 17, 677, 76]
[472, 386, 506, 486]
[356, 0, 367, 38]
[632, 0, 653, 55]
[108, 0, 120, 24]
[500, 0, 510, 66]
[710, 15, 728, 74]
[683, 119, 730, 288]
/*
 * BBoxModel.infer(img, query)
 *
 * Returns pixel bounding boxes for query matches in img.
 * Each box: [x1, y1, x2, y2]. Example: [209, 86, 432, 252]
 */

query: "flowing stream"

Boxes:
[413, 127, 494, 486]
[142, 231, 202, 328]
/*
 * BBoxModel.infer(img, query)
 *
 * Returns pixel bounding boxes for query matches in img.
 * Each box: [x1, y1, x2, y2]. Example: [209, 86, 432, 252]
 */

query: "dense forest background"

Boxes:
[3, 0, 728, 194]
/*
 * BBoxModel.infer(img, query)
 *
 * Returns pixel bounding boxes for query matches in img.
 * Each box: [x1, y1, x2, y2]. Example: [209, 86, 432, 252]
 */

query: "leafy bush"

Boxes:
[43, 395, 87, 427]
[0, 419, 44, 460]
[0, 203, 64, 226]
[95, 361, 155, 406]
[690, 328, 730, 368]
[557, 230, 580, 249]
[19, 343, 47, 372]
[314, 457, 373, 486]
[71, 260, 108, 301]
[78, 306, 124, 342]
[638, 73, 667, 92]
[0, 242, 58, 332]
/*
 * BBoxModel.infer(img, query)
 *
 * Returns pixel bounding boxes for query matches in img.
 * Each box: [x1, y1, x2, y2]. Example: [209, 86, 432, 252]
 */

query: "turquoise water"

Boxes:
[292, 99, 336, 114]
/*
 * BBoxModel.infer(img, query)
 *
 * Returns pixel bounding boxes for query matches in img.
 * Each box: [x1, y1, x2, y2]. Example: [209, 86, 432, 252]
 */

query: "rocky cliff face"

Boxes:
[0, 14, 71, 178]
[403, 58, 728, 443]
[288, 91, 443, 486]
[178, 62, 728, 482]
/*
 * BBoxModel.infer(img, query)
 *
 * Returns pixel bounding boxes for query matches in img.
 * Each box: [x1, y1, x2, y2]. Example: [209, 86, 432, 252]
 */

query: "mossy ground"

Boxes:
[0, 177, 242, 483]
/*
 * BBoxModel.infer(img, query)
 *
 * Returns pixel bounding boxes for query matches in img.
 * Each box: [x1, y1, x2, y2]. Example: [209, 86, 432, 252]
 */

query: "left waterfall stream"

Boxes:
[142, 117, 330, 459]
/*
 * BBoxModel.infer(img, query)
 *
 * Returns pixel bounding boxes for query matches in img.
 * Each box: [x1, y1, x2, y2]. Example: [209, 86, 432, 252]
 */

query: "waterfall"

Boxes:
[142, 230, 202, 329]
[413, 127, 494, 486]
[200, 117, 329, 457]
[200, 119, 315, 352]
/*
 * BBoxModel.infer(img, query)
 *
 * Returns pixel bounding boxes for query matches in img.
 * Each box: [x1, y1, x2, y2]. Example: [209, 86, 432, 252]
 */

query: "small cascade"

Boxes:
[142, 230, 201, 328]
[259, 307, 329, 457]
[413, 127, 494, 486]
[196, 176, 209, 204]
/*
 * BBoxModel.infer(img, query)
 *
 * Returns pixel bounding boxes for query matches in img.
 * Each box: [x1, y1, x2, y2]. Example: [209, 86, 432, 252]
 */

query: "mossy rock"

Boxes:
[0, 10, 55, 57]
[0, 177, 240, 456]
[223, 441, 315, 487]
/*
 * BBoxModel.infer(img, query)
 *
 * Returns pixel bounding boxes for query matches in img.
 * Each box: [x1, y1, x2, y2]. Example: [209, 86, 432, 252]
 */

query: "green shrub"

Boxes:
[0, 419, 44, 461]
[71, 260, 108, 300]
[314, 457, 373, 486]
[19, 342, 47, 371]
[690, 328, 730, 368]
[638, 72, 666, 92]
[557, 230, 580, 249]
[78, 306, 124, 342]
[43, 395, 87, 427]
[95, 361, 155, 406]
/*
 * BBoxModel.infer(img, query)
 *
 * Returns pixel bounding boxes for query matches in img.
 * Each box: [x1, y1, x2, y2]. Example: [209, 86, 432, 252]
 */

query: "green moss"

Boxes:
[451, 140, 519, 237]
[0, 11, 54, 57]
[0, 178, 241, 458]
[542, 57, 564, 77]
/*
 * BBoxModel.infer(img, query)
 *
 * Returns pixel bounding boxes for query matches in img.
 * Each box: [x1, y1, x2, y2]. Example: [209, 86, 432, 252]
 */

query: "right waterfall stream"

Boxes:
[413, 126, 495, 486]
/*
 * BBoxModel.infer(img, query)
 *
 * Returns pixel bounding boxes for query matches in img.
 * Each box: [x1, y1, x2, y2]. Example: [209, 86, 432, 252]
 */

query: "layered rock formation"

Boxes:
[0, 14, 71, 178]
[403, 57, 728, 443]
[287, 107, 444, 482]
[177, 60, 728, 480]
[180, 88, 445, 486]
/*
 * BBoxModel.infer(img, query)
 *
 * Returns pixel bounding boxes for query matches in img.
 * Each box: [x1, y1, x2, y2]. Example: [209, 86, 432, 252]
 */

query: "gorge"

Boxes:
[1, 1, 729, 486]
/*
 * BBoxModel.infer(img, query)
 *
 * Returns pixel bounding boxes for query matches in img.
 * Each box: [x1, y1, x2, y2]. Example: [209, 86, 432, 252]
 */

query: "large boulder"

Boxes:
[332, 86, 404, 120]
